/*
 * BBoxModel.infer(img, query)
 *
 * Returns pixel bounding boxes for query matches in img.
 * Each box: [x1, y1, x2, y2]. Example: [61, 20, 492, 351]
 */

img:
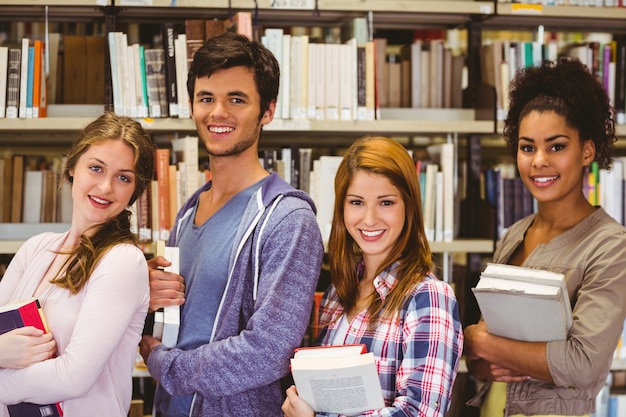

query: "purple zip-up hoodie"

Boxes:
[147, 173, 324, 416]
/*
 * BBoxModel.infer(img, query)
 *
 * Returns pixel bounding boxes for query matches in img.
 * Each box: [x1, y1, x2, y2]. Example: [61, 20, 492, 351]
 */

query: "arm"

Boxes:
[464, 321, 546, 382]
[465, 226, 626, 389]
[148, 205, 324, 397]
[377, 279, 463, 417]
[0, 244, 149, 404]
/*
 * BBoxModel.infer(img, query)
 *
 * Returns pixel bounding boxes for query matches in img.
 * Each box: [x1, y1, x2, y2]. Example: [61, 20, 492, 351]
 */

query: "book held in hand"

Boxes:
[290, 344, 385, 416]
[0, 299, 64, 417]
[471, 263, 573, 342]
[151, 241, 180, 348]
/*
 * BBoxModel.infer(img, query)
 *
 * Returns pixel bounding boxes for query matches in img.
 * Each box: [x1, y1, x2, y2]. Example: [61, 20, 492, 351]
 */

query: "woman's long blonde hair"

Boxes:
[327, 136, 433, 323]
[51, 112, 155, 294]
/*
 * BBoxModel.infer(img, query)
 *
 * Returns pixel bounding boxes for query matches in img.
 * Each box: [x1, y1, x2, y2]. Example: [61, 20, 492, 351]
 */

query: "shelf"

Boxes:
[0, 222, 493, 254]
[113, 0, 494, 29]
[490, 3, 626, 32]
[0, 0, 109, 21]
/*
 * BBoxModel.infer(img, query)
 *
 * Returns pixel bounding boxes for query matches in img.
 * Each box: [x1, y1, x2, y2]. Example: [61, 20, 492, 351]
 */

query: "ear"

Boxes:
[260, 100, 276, 126]
[582, 139, 596, 166]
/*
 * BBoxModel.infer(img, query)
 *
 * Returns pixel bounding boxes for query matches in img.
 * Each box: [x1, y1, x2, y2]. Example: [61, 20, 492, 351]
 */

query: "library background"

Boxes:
[1, 0, 626, 416]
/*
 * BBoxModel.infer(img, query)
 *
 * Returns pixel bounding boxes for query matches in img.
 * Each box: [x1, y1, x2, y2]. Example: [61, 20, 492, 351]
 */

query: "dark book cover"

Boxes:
[0, 299, 64, 416]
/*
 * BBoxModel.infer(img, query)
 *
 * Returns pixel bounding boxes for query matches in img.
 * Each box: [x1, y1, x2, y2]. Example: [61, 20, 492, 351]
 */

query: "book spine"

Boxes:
[162, 23, 179, 118]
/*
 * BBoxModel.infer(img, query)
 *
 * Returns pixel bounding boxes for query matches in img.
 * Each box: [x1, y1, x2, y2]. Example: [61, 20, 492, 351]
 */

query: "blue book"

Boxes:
[26, 45, 34, 118]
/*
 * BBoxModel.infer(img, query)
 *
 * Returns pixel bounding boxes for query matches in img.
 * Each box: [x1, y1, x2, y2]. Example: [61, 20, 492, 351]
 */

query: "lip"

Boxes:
[89, 195, 112, 207]
[360, 229, 384, 241]
[531, 175, 559, 187]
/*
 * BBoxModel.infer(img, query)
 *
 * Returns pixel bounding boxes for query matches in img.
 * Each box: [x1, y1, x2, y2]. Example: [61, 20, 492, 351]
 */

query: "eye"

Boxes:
[90, 165, 103, 173]
[199, 96, 214, 104]
[550, 143, 566, 152]
[519, 144, 534, 153]
[117, 174, 132, 184]
[381, 200, 394, 206]
[347, 198, 363, 206]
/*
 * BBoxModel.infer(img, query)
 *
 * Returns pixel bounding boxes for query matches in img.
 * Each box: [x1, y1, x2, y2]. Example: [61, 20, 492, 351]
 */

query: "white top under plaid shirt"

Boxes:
[317, 262, 464, 417]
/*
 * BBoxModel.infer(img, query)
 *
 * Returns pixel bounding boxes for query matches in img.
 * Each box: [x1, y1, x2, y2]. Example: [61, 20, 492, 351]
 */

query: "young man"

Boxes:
[139, 32, 324, 416]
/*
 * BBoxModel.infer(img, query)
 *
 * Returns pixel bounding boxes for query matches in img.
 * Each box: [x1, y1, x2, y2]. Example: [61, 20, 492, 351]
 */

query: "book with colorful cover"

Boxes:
[0, 299, 63, 417]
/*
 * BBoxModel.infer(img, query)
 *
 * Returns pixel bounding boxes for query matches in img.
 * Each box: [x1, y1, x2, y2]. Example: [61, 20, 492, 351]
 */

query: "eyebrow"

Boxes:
[195, 89, 250, 99]
[88, 157, 135, 173]
[519, 134, 569, 142]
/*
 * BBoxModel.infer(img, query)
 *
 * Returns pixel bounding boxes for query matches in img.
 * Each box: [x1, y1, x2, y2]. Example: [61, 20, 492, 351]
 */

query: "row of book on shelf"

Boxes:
[480, 156, 626, 241]
[482, 33, 626, 124]
[0, 13, 466, 121]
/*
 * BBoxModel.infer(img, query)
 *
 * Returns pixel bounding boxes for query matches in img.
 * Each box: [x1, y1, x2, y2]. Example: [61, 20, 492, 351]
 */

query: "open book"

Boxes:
[0, 299, 64, 417]
[290, 344, 385, 416]
[472, 263, 573, 342]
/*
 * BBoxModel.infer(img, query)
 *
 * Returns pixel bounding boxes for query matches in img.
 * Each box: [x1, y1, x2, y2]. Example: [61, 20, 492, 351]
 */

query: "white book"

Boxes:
[0, 46, 7, 118]
[126, 41, 138, 118]
[263, 28, 284, 119]
[314, 155, 343, 243]
[171, 135, 200, 200]
[434, 171, 444, 241]
[131, 44, 148, 118]
[599, 159, 623, 224]
[174, 34, 190, 119]
[23, 170, 43, 223]
[423, 163, 438, 242]
[428, 143, 455, 241]
[19, 37, 29, 118]
[281, 34, 291, 119]
[107, 32, 122, 116]
[339, 42, 355, 121]
[410, 40, 423, 108]
[306, 42, 318, 120]
[345, 38, 358, 121]
[472, 263, 573, 342]
[324, 43, 340, 120]
[314, 42, 326, 120]
[290, 344, 385, 415]
[152, 242, 180, 349]
[290, 35, 309, 120]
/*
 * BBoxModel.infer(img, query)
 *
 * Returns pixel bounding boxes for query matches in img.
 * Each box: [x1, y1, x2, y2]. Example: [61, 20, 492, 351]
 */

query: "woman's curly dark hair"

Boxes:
[503, 57, 616, 169]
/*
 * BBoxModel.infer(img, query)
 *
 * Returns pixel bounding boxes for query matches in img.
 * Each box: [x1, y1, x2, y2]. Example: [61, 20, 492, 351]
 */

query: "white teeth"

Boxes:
[535, 176, 558, 183]
[91, 196, 110, 204]
[209, 126, 234, 133]
[362, 230, 383, 237]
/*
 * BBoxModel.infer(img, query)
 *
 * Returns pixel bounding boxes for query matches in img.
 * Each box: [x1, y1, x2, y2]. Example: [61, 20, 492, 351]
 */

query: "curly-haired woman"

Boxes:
[464, 57, 626, 417]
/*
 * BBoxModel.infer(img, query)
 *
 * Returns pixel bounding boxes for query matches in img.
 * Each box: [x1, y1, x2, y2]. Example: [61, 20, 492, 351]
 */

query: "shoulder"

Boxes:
[406, 273, 458, 309]
[102, 243, 148, 271]
[19, 231, 66, 253]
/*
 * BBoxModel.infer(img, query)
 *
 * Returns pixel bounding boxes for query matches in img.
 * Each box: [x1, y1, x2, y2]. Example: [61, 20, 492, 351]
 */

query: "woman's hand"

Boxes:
[282, 385, 315, 417]
[0, 327, 56, 369]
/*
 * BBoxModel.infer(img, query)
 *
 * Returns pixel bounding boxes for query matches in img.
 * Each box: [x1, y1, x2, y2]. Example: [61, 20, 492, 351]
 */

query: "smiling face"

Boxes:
[190, 66, 275, 160]
[69, 139, 137, 232]
[343, 170, 406, 268]
[517, 110, 595, 206]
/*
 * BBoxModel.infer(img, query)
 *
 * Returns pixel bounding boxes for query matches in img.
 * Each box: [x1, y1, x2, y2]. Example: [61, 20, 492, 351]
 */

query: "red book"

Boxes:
[0, 299, 63, 417]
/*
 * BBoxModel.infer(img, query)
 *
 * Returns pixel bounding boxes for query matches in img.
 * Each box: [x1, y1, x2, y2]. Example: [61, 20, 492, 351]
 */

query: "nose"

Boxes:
[532, 148, 549, 168]
[363, 206, 378, 226]
[99, 175, 114, 193]
[210, 100, 229, 118]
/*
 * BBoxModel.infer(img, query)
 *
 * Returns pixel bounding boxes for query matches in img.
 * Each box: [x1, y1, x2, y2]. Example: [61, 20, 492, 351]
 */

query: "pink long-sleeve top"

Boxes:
[0, 231, 149, 417]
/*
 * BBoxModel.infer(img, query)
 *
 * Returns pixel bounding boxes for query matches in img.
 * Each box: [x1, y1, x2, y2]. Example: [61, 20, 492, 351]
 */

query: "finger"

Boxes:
[12, 326, 45, 337]
[148, 255, 172, 270]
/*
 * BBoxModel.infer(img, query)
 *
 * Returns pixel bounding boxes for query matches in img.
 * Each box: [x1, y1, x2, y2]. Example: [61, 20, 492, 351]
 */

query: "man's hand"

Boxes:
[148, 255, 185, 313]
[139, 335, 163, 364]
